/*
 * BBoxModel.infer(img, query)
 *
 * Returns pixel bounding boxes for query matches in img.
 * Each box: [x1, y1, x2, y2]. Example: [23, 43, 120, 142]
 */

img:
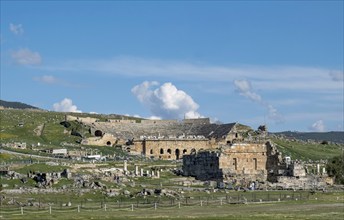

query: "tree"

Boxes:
[326, 155, 344, 184]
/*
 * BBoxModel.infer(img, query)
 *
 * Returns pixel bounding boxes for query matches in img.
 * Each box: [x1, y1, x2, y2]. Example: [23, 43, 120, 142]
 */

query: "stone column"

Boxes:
[322, 167, 326, 175]
[140, 168, 144, 176]
[157, 171, 160, 178]
[124, 160, 128, 173]
[316, 164, 320, 175]
[135, 165, 139, 176]
[151, 170, 155, 177]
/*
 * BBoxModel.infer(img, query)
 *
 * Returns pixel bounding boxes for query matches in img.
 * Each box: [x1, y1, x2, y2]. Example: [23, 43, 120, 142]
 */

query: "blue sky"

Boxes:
[1, 1, 343, 132]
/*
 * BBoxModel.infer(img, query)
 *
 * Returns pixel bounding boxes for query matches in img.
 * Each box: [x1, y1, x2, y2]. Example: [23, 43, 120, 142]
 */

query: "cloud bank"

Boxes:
[39, 56, 343, 91]
[234, 79, 284, 123]
[11, 48, 42, 65]
[329, 70, 344, 81]
[53, 98, 81, 113]
[132, 81, 203, 120]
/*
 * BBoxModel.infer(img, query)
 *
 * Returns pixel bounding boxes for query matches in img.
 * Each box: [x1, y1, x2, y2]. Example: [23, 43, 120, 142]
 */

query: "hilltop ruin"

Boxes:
[62, 115, 333, 187]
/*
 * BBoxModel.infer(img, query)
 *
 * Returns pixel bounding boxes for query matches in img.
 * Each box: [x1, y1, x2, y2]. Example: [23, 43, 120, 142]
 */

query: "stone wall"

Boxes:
[81, 133, 117, 146]
[182, 141, 314, 184]
[183, 151, 223, 180]
[183, 118, 210, 124]
[107, 119, 137, 124]
[140, 139, 217, 160]
[220, 143, 268, 181]
[183, 142, 270, 181]
[141, 119, 178, 124]
[66, 115, 98, 124]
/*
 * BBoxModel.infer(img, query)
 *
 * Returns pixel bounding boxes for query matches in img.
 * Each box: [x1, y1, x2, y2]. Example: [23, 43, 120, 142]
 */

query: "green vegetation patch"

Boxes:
[14, 163, 70, 174]
[272, 138, 342, 161]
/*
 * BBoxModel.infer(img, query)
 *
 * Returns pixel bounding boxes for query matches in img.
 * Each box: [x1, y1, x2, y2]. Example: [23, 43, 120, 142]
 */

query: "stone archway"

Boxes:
[175, 149, 180, 160]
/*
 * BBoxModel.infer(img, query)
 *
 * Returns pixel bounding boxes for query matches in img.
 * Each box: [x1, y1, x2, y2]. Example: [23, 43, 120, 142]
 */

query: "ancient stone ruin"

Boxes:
[64, 115, 253, 160]
[182, 141, 332, 189]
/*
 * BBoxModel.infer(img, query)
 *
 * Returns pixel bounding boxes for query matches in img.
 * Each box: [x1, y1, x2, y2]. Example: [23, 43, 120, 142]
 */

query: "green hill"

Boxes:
[272, 131, 344, 144]
[0, 99, 39, 110]
[271, 137, 342, 161]
[0, 108, 138, 148]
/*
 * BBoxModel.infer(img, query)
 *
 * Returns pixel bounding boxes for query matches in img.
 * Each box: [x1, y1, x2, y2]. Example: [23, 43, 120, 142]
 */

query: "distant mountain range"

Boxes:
[272, 131, 344, 144]
[0, 99, 39, 110]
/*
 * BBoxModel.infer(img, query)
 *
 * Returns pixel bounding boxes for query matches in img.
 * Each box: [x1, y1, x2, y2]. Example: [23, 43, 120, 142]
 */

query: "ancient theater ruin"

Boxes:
[63, 115, 331, 187]
[65, 115, 253, 159]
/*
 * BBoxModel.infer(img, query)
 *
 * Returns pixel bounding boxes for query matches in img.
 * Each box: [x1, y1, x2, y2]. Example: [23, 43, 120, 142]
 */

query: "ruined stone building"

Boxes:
[181, 141, 330, 188]
[65, 115, 253, 160]
[63, 115, 330, 186]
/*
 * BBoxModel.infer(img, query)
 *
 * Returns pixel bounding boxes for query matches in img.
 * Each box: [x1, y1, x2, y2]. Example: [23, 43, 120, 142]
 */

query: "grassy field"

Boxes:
[0, 109, 137, 147]
[1, 193, 343, 220]
[0, 109, 78, 146]
[271, 138, 342, 161]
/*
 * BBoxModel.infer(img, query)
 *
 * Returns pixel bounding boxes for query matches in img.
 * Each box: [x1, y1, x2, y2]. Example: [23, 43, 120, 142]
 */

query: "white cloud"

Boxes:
[11, 48, 42, 65]
[39, 57, 343, 91]
[34, 75, 59, 84]
[329, 70, 344, 81]
[147, 116, 162, 120]
[309, 120, 325, 132]
[234, 79, 284, 123]
[33, 75, 84, 88]
[132, 81, 203, 120]
[9, 23, 24, 35]
[234, 80, 262, 102]
[53, 98, 82, 113]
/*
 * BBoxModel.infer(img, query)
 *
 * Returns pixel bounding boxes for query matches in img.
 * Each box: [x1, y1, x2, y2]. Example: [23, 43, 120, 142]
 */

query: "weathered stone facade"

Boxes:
[81, 133, 117, 146]
[182, 141, 309, 183]
[66, 115, 253, 160]
[135, 139, 217, 160]
[183, 142, 271, 181]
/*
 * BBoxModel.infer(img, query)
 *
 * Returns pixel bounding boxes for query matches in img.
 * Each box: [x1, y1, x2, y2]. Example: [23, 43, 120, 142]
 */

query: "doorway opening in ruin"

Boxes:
[106, 141, 111, 146]
[95, 130, 103, 137]
[160, 148, 164, 154]
[183, 149, 187, 154]
[191, 148, 196, 154]
[150, 149, 153, 154]
[233, 158, 237, 170]
[253, 158, 257, 170]
[235, 133, 238, 138]
[175, 149, 180, 160]
[167, 149, 171, 154]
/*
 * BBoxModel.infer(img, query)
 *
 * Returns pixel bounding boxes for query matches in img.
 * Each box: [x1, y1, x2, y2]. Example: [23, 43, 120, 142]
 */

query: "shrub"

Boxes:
[326, 155, 344, 184]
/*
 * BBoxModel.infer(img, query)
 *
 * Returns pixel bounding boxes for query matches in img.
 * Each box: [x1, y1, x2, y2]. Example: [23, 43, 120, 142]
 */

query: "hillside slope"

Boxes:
[0, 100, 39, 110]
[1, 108, 343, 162]
[272, 131, 344, 144]
[0, 109, 139, 147]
